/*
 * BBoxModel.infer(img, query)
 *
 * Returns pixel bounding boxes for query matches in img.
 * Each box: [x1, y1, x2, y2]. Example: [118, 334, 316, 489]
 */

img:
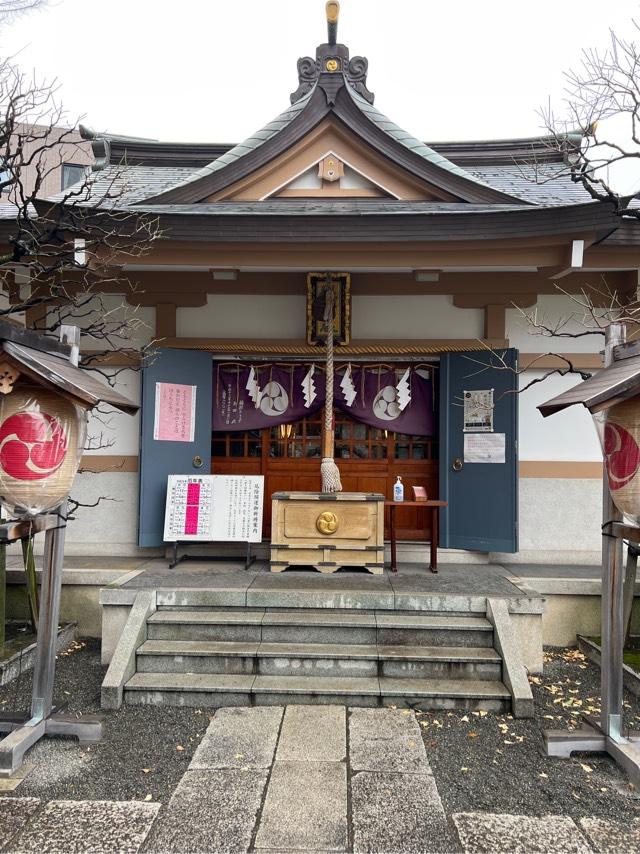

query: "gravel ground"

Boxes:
[2, 640, 640, 821]
[419, 647, 640, 821]
[0, 639, 204, 804]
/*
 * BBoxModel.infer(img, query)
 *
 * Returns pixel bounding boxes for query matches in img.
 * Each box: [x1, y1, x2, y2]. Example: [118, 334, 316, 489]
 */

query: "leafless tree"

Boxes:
[539, 21, 640, 216]
[0, 0, 46, 21]
[0, 60, 159, 371]
[0, 59, 159, 523]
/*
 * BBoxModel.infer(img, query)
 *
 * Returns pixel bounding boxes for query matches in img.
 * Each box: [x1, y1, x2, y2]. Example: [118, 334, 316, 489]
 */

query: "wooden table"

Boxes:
[384, 500, 448, 574]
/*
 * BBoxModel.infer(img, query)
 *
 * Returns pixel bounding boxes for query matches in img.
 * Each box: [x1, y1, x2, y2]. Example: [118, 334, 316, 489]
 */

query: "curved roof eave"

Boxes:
[124, 198, 620, 243]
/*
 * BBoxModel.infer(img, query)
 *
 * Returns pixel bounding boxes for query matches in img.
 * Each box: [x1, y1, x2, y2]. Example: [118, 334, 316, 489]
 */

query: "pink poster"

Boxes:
[154, 382, 196, 442]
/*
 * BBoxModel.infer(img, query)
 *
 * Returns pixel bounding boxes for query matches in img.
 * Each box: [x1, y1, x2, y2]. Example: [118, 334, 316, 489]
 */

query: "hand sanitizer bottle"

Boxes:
[393, 475, 404, 502]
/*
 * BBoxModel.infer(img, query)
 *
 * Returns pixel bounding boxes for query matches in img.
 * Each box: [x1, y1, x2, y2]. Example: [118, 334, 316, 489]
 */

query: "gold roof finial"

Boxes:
[326, 1, 339, 46]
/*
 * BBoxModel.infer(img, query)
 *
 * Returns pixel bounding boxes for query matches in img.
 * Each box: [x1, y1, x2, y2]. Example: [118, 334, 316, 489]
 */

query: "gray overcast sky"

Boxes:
[1, 0, 640, 145]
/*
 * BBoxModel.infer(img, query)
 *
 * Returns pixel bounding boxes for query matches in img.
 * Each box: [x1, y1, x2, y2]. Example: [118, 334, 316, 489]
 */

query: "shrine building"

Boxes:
[64, 5, 638, 567]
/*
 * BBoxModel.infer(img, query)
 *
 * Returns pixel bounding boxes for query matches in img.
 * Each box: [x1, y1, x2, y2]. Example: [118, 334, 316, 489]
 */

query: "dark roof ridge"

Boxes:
[80, 126, 580, 171]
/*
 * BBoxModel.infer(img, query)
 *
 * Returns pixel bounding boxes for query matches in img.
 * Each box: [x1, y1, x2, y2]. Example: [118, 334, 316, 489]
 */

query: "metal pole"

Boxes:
[601, 322, 626, 740]
[29, 502, 67, 722]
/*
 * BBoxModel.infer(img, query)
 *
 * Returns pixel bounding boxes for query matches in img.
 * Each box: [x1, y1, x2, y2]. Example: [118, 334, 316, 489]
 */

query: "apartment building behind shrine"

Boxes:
[23, 16, 640, 565]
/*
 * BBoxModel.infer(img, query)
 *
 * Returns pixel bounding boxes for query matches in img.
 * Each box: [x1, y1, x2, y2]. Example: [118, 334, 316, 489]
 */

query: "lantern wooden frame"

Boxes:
[0, 322, 138, 778]
[539, 324, 640, 786]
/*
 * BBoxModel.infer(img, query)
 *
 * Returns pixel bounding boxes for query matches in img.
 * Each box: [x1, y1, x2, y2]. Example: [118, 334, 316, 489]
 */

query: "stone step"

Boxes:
[375, 613, 494, 647]
[124, 672, 255, 707]
[136, 639, 501, 680]
[147, 610, 264, 642]
[378, 645, 501, 680]
[123, 672, 511, 712]
[137, 640, 258, 674]
[146, 609, 493, 647]
[379, 676, 511, 712]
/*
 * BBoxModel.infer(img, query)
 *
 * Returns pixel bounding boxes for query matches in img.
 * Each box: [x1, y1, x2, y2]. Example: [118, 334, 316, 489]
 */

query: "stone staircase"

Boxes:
[121, 607, 513, 711]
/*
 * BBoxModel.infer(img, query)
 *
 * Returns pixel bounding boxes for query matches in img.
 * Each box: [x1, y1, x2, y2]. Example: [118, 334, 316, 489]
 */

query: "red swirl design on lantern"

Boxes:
[0, 412, 68, 481]
[604, 422, 640, 491]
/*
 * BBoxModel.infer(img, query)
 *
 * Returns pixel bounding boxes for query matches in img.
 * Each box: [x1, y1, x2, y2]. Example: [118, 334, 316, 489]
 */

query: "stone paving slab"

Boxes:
[144, 768, 267, 853]
[349, 708, 430, 774]
[276, 705, 346, 762]
[452, 812, 592, 853]
[9, 799, 160, 854]
[351, 771, 457, 853]
[579, 817, 640, 853]
[255, 761, 347, 852]
[190, 706, 283, 770]
[0, 799, 41, 852]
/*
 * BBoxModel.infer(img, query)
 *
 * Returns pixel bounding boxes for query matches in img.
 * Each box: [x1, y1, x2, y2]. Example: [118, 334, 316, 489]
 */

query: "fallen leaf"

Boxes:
[460, 715, 470, 723]
[142, 768, 151, 774]
[539, 772, 548, 778]
[468, 731, 479, 738]
[176, 745, 185, 752]
[144, 794, 152, 802]
[504, 740, 514, 745]
[580, 763, 593, 773]
[460, 767, 470, 773]
[234, 753, 245, 760]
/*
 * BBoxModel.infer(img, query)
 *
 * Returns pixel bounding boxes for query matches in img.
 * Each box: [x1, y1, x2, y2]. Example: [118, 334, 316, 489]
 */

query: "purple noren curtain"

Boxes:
[213, 363, 434, 436]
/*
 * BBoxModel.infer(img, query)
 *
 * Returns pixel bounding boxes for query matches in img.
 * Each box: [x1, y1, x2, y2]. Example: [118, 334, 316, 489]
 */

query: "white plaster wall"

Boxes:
[177, 295, 306, 339]
[84, 368, 141, 457]
[518, 370, 601, 462]
[507, 295, 605, 353]
[352, 295, 483, 339]
[510, 477, 602, 563]
[4, 472, 148, 557]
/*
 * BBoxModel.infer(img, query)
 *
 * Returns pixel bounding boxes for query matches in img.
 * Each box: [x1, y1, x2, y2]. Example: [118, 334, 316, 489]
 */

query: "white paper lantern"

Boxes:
[602, 397, 640, 520]
[0, 385, 87, 515]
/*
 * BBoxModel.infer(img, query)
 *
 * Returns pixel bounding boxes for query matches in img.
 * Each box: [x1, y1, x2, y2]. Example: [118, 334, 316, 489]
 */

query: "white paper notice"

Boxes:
[163, 474, 264, 542]
[464, 433, 506, 464]
[463, 389, 494, 432]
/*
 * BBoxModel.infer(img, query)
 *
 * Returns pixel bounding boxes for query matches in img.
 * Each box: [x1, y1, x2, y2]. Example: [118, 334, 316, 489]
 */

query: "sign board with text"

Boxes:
[163, 474, 264, 543]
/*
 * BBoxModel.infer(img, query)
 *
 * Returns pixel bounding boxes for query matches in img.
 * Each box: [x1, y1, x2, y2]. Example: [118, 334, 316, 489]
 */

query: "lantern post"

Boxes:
[0, 322, 138, 777]
[540, 322, 640, 785]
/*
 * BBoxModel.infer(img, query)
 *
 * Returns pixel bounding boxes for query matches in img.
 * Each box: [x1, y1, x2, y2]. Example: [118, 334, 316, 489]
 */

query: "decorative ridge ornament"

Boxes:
[326, 1, 340, 46]
[289, 3, 374, 105]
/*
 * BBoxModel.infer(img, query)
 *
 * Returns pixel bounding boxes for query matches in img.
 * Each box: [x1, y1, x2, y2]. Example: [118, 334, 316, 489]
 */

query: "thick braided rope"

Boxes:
[324, 288, 334, 434]
[321, 286, 342, 492]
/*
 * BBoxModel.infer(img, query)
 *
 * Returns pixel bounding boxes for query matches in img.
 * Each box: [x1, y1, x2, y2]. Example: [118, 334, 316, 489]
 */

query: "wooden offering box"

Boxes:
[270, 492, 385, 574]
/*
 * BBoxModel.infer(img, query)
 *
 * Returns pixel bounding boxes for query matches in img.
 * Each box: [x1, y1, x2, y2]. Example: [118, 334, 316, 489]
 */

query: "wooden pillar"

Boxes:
[156, 303, 177, 339]
[484, 304, 506, 340]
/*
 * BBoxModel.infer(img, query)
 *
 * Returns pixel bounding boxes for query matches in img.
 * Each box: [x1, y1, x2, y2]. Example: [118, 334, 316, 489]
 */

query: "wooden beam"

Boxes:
[80, 455, 138, 473]
[540, 238, 586, 279]
[519, 461, 602, 478]
[453, 293, 537, 309]
[519, 352, 602, 370]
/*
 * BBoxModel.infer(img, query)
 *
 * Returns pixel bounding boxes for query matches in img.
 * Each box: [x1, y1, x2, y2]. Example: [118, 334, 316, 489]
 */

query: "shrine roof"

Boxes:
[60, 8, 623, 221]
